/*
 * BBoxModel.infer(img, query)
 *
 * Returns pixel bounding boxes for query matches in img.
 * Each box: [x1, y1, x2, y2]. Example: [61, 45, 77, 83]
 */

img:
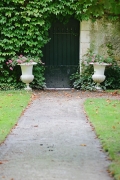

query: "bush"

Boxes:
[31, 64, 46, 89]
[0, 63, 45, 90]
[70, 63, 96, 91]
[104, 65, 120, 89]
[70, 63, 120, 91]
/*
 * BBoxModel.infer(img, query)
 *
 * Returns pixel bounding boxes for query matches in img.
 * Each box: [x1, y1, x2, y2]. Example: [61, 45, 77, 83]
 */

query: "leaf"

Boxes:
[112, 126, 116, 129]
[80, 144, 87, 146]
[34, 125, 38, 127]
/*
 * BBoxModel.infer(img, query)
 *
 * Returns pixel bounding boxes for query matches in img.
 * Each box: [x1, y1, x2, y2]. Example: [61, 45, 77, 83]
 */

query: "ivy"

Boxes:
[0, 0, 120, 60]
[0, 0, 120, 89]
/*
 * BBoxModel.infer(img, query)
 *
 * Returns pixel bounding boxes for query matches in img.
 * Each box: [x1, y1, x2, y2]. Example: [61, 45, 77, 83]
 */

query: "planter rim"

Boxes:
[18, 62, 37, 66]
[89, 62, 111, 66]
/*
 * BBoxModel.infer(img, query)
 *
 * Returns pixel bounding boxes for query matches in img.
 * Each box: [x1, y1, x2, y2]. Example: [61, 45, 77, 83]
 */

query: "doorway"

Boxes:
[42, 18, 80, 88]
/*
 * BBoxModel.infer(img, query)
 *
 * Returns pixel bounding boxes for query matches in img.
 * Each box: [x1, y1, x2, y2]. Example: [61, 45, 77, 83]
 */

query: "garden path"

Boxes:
[0, 90, 118, 180]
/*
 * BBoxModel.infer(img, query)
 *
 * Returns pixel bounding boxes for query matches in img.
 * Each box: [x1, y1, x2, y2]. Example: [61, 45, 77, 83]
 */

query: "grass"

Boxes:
[106, 89, 120, 94]
[0, 90, 32, 144]
[84, 98, 120, 180]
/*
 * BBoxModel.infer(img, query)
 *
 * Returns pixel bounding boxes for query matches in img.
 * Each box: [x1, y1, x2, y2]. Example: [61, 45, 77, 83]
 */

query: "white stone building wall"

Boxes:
[79, 18, 120, 69]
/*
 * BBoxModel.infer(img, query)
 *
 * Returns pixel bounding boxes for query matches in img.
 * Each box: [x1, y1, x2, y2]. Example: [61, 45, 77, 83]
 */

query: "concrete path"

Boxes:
[0, 90, 113, 180]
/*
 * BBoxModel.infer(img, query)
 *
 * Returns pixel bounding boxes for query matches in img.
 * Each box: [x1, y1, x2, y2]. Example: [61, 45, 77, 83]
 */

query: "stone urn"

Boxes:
[19, 62, 37, 90]
[90, 63, 109, 90]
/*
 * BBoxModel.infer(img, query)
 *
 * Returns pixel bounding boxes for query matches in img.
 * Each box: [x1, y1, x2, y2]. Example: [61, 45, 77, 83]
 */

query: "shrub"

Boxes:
[70, 62, 120, 91]
[0, 63, 45, 90]
[70, 65, 96, 91]
[31, 64, 46, 89]
[104, 65, 120, 89]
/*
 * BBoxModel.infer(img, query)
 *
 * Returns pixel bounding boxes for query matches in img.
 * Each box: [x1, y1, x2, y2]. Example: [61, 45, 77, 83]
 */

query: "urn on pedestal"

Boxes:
[83, 49, 113, 90]
[6, 54, 41, 90]
[90, 63, 109, 90]
[19, 62, 37, 90]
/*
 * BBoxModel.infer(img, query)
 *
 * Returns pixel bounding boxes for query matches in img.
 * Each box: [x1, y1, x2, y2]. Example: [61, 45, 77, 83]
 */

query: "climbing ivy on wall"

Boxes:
[0, 0, 120, 61]
[0, 0, 120, 90]
[0, 0, 51, 60]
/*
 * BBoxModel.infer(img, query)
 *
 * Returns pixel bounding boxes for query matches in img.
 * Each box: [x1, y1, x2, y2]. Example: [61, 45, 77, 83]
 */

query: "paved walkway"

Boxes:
[0, 90, 114, 180]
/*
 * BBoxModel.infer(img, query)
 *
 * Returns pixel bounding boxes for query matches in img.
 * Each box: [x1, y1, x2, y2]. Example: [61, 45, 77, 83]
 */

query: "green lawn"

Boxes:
[84, 98, 120, 180]
[0, 90, 31, 144]
[106, 90, 120, 94]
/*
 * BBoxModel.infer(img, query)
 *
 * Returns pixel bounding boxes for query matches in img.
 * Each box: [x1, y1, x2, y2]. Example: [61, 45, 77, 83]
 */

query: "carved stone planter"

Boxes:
[19, 62, 37, 91]
[90, 63, 109, 90]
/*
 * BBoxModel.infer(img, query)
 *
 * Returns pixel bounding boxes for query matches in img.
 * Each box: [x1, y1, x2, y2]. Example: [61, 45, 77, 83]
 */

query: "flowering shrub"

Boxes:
[70, 48, 119, 91]
[83, 49, 115, 65]
[6, 55, 43, 70]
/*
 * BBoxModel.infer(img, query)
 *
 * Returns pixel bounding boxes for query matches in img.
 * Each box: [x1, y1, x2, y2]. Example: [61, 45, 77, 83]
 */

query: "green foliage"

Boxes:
[70, 62, 120, 91]
[0, 90, 31, 144]
[0, 1, 51, 59]
[0, 64, 24, 90]
[0, 0, 120, 60]
[0, 63, 45, 90]
[0, 0, 120, 90]
[83, 49, 115, 65]
[84, 98, 120, 180]
[70, 46, 120, 91]
[70, 62, 96, 91]
[104, 65, 120, 89]
[6, 55, 42, 70]
[31, 64, 46, 89]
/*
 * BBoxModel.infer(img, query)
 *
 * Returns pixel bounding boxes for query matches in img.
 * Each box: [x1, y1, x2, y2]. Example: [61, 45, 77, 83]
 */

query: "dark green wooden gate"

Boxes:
[42, 18, 80, 88]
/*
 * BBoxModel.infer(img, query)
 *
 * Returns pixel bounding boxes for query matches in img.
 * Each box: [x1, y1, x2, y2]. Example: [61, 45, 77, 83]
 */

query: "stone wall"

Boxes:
[80, 18, 120, 65]
[79, 21, 91, 72]
[90, 19, 120, 61]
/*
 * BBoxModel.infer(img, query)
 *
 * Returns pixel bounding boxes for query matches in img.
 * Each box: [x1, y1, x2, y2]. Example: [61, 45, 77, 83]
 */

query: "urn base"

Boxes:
[92, 74, 105, 90]
[92, 74, 106, 83]
[20, 75, 34, 91]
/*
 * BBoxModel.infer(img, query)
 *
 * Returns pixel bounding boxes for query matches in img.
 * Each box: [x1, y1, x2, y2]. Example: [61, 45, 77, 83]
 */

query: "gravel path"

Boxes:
[0, 90, 116, 180]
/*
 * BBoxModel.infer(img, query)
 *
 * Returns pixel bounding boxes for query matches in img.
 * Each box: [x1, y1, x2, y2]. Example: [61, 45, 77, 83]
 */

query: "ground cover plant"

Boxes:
[0, 0, 120, 90]
[84, 98, 120, 180]
[106, 90, 120, 94]
[0, 90, 31, 144]
[70, 48, 120, 91]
